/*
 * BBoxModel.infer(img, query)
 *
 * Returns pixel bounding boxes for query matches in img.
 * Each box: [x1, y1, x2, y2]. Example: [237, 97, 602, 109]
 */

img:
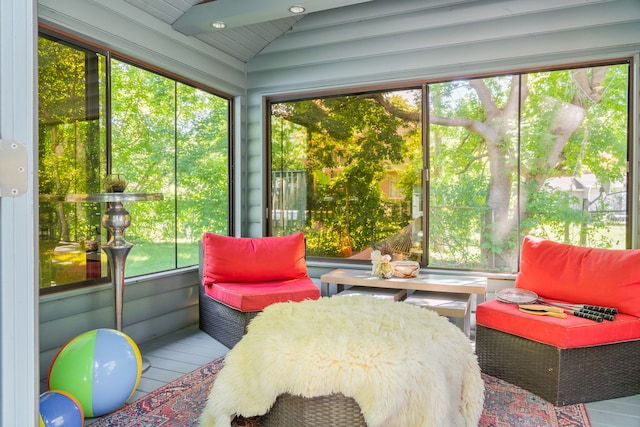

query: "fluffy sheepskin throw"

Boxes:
[200, 295, 484, 427]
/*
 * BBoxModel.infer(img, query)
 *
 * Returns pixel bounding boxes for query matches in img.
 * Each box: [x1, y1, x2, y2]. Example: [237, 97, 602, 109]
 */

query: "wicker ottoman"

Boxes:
[200, 296, 484, 427]
[261, 393, 367, 427]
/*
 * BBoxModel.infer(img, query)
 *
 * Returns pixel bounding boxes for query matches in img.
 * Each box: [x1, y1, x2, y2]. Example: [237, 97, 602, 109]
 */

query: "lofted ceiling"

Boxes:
[121, 0, 376, 63]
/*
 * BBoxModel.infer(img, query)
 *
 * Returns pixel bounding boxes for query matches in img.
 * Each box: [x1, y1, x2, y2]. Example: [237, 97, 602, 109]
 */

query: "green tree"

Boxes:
[430, 67, 627, 268]
[111, 61, 230, 273]
[274, 65, 628, 269]
[273, 92, 421, 257]
[38, 38, 105, 243]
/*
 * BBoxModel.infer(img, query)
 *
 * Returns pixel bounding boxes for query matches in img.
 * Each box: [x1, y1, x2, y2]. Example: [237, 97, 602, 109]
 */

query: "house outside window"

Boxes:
[38, 31, 232, 292]
[269, 61, 631, 273]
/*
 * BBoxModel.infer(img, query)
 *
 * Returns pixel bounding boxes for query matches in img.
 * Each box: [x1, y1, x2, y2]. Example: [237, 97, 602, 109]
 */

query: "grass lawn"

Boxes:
[41, 241, 200, 288]
[126, 241, 200, 277]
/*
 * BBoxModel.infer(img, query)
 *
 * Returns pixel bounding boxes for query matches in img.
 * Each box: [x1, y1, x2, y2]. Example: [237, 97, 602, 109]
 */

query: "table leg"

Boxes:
[103, 245, 131, 332]
[464, 306, 471, 337]
[321, 282, 346, 297]
[321, 281, 329, 296]
[102, 201, 150, 372]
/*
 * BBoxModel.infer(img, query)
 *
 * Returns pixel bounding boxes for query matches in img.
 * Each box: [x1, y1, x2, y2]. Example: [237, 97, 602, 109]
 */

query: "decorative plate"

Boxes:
[495, 287, 538, 304]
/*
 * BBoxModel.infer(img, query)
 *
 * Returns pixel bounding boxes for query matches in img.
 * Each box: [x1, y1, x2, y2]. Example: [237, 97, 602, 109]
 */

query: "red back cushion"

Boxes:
[515, 235, 640, 317]
[202, 232, 308, 284]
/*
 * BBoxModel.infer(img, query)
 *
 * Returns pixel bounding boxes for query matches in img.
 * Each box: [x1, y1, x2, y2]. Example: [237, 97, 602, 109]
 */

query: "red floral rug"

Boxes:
[90, 357, 590, 427]
[479, 374, 590, 427]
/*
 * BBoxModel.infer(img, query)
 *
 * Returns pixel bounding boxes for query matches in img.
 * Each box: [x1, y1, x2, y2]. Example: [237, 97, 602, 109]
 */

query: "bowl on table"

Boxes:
[391, 261, 420, 278]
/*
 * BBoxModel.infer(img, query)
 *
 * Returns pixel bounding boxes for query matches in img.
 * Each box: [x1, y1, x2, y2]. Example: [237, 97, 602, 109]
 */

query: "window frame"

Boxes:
[266, 57, 634, 273]
[38, 25, 235, 294]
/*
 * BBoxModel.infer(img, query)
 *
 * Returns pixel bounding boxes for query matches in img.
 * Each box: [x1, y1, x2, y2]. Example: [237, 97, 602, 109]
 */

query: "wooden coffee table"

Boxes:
[320, 268, 487, 336]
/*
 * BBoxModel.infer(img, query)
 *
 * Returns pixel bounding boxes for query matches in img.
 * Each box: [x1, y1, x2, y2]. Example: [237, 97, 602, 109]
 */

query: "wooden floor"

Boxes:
[81, 324, 639, 426]
[80, 325, 229, 425]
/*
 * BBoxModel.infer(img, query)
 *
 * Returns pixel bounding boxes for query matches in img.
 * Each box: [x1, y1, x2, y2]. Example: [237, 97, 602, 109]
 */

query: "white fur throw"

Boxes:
[200, 295, 484, 427]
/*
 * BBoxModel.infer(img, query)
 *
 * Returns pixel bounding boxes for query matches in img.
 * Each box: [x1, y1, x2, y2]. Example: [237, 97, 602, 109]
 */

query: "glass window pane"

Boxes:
[110, 60, 176, 277]
[429, 77, 519, 271]
[176, 83, 230, 268]
[38, 36, 108, 288]
[270, 63, 629, 272]
[38, 35, 233, 291]
[520, 65, 629, 249]
[271, 89, 423, 262]
[428, 66, 629, 273]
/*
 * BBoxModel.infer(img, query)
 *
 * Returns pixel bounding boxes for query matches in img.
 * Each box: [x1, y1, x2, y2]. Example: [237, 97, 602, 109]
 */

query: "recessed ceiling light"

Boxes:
[211, 21, 226, 29]
[288, 5, 305, 14]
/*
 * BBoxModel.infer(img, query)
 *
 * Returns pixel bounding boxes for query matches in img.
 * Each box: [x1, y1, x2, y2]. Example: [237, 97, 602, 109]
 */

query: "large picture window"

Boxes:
[38, 32, 232, 291]
[269, 62, 630, 272]
[270, 90, 423, 260]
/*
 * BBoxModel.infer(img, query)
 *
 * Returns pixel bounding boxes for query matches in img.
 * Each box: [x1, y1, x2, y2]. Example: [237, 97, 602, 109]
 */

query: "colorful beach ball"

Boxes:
[48, 328, 142, 417]
[39, 390, 84, 427]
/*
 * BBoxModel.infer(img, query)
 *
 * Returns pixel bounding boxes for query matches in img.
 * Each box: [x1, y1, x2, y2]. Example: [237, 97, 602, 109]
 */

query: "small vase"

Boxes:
[104, 174, 127, 192]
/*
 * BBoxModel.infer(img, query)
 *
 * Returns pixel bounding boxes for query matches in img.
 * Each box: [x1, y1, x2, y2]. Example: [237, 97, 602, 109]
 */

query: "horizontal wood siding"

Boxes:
[242, 93, 265, 235]
[245, 0, 640, 233]
[249, 0, 640, 90]
[39, 269, 199, 380]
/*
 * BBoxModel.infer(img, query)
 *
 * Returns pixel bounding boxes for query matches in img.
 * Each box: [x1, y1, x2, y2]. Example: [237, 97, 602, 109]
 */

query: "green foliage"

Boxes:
[109, 62, 231, 275]
[38, 38, 231, 288]
[272, 90, 421, 257]
[274, 65, 630, 270]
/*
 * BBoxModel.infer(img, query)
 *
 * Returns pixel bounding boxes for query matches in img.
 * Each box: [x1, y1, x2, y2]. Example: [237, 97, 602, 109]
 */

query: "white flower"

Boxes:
[371, 250, 393, 278]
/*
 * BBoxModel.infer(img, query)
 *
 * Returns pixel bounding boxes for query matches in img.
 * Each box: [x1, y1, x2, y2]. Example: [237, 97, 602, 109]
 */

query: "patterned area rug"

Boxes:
[479, 374, 590, 427]
[90, 356, 591, 427]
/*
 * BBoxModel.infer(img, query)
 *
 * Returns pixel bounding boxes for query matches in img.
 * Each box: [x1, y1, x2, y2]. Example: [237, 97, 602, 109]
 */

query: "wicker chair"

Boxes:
[476, 322, 640, 406]
[198, 232, 320, 348]
[476, 236, 640, 406]
[197, 276, 259, 349]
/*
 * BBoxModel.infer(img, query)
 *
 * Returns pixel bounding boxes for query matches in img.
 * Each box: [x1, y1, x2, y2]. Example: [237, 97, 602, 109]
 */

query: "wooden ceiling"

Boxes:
[121, 0, 378, 62]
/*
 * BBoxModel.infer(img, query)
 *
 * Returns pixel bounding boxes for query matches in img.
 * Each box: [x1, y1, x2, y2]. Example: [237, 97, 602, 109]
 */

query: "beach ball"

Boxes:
[48, 328, 142, 417]
[39, 390, 84, 427]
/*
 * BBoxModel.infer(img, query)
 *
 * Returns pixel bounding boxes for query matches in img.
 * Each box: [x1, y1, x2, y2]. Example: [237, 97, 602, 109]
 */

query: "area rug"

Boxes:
[90, 356, 591, 427]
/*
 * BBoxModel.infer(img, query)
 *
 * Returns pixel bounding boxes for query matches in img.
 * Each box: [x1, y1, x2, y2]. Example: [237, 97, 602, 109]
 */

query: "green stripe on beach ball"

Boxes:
[48, 329, 97, 416]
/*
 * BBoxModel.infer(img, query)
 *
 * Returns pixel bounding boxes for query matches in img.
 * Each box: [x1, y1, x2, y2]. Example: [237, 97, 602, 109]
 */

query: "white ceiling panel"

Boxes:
[121, 0, 309, 62]
[172, 0, 375, 33]
[118, 0, 611, 64]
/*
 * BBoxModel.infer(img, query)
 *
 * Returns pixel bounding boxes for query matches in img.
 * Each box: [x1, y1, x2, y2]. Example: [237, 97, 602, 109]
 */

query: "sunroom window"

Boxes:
[269, 61, 630, 273]
[38, 32, 232, 292]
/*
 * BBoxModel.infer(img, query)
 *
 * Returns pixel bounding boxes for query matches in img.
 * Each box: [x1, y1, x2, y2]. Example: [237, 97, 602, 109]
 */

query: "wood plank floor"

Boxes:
[77, 324, 639, 426]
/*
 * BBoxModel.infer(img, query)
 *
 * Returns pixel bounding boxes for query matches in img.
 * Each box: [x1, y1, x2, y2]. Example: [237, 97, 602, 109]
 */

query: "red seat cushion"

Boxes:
[477, 299, 640, 348]
[202, 232, 308, 285]
[204, 278, 320, 312]
[515, 235, 640, 317]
